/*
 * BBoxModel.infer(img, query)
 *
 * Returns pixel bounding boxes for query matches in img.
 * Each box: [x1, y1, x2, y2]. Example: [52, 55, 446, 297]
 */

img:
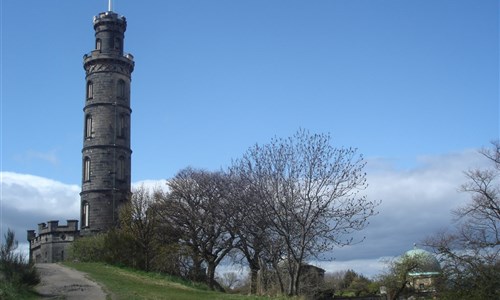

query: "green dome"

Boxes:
[403, 246, 441, 275]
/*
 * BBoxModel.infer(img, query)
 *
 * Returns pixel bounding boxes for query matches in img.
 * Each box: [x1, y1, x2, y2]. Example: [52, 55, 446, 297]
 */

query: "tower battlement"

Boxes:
[26, 220, 79, 263]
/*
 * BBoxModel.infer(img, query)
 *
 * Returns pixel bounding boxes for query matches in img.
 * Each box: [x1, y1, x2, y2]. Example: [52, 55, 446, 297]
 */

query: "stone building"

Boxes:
[404, 246, 441, 294]
[80, 9, 134, 235]
[27, 5, 134, 261]
[27, 220, 79, 263]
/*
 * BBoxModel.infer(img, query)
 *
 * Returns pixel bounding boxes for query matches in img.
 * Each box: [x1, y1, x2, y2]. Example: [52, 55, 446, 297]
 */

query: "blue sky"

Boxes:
[1, 0, 499, 276]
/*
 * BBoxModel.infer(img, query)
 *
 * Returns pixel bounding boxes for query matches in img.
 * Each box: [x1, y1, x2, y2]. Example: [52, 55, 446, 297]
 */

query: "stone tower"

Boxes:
[81, 9, 134, 234]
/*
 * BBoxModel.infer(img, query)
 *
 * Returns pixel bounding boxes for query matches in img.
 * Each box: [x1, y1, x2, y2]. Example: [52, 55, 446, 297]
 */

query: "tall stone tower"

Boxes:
[81, 8, 134, 234]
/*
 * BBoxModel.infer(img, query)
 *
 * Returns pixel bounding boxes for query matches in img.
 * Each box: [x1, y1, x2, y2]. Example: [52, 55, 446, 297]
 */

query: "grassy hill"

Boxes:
[63, 262, 290, 300]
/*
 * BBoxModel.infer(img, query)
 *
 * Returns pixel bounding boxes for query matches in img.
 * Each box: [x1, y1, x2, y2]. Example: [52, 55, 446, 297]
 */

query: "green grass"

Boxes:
[0, 281, 39, 300]
[63, 262, 291, 300]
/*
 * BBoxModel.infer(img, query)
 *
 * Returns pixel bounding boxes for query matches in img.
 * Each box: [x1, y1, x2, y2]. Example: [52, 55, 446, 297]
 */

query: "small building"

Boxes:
[404, 246, 441, 296]
[27, 220, 79, 263]
[299, 264, 327, 299]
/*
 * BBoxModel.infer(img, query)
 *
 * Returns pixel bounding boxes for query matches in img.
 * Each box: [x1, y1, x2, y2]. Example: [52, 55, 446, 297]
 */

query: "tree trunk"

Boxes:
[144, 248, 149, 272]
[292, 264, 302, 296]
[287, 275, 295, 296]
[207, 261, 217, 290]
[286, 260, 301, 296]
[191, 254, 204, 282]
[272, 260, 285, 294]
[249, 264, 259, 294]
[392, 279, 408, 300]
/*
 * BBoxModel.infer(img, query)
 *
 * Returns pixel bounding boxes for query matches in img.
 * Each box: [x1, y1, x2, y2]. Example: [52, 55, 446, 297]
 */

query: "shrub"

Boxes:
[68, 233, 107, 262]
[0, 229, 40, 298]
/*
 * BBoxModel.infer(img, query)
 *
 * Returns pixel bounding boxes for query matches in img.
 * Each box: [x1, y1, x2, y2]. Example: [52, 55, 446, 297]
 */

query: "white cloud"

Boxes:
[132, 179, 169, 193]
[327, 150, 488, 270]
[313, 258, 390, 278]
[1, 172, 81, 257]
[1, 172, 80, 214]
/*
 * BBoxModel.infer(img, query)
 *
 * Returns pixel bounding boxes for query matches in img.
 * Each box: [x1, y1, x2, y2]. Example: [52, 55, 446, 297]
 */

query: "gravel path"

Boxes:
[35, 263, 108, 299]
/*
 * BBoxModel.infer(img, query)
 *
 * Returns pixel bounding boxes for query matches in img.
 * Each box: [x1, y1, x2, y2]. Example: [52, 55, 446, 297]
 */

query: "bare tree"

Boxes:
[232, 129, 379, 296]
[425, 141, 500, 299]
[224, 171, 278, 294]
[457, 142, 500, 250]
[158, 168, 237, 290]
[218, 271, 240, 290]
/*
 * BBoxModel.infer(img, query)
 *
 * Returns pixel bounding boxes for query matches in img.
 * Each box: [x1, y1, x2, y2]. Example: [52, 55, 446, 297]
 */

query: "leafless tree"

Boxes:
[424, 141, 500, 299]
[157, 168, 237, 290]
[457, 142, 500, 250]
[218, 271, 240, 290]
[232, 129, 379, 296]
[224, 171, 280, 294]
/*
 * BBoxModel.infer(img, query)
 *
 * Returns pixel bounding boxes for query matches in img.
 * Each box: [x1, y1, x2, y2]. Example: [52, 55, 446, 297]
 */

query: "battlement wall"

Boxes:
[27, 220, 80, 263]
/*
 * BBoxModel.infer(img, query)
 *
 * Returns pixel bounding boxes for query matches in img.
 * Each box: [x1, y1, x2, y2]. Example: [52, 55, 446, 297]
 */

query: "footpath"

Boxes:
[35, 263, 107, 299]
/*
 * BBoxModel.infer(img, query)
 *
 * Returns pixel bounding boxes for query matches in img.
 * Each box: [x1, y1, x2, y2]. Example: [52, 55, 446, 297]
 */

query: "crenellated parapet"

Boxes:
[27, 220, 79, 263]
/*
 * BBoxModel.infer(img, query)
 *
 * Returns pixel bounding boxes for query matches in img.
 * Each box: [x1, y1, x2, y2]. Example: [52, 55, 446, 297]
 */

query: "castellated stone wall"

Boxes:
[27, 220, 79, 263]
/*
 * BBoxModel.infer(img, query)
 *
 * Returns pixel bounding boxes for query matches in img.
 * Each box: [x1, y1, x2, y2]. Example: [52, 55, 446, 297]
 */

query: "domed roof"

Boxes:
[402, 246, 441, 275]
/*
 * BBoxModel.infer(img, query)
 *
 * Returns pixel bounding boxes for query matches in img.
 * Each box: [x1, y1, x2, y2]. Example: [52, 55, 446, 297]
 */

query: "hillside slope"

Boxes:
[63, 262, 285, 300]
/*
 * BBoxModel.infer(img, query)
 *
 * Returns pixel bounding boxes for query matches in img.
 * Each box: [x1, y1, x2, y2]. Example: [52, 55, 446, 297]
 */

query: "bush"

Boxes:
[69, 230, 142, 267]
[68, 233, 107, 262]
[0, 229, 40, 299]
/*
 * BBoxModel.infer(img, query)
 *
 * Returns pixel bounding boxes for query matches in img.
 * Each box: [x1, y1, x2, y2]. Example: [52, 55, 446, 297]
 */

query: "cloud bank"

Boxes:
[0, 149, 489, 276]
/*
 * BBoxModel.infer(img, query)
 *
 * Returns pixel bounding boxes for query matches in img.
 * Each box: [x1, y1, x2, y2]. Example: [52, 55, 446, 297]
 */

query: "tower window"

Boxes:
[118, 114, 126, 138]
[86, 81, 93, 99]
[117, 80, 125, 99]
[118, 156, 125, 181]
[96, 39, 102, 51]
[84, 157, 91, 182]
[82, 202, 90, 227]
[85, 115, 93, 138]
[114, 38, 121, 50]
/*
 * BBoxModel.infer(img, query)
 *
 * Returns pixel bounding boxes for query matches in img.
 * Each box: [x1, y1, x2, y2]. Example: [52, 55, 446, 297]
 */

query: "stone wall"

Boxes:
[27, 220, 79, 263]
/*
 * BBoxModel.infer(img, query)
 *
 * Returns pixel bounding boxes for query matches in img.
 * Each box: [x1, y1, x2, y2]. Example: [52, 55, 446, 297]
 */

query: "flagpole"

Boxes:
[108, 0, 113, 12]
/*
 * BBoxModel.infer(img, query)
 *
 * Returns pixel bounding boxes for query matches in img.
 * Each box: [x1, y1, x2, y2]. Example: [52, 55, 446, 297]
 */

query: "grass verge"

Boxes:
[63, 262, 291, 300]
[0, 281, 39, 300]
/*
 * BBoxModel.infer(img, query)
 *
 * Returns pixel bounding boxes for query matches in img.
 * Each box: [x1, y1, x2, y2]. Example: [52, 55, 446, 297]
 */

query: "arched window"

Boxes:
[85, 115, 93, 138]
[118, 156, 125, 181]
[114, 38, 121, 51]
[117, 79, 125, 99]
[83, 157, 91, 182]
[96, 38, 102, 51]
[82, 202, 90, 227]
[118, 114, 126, 138]
[86, 81, 93, 99]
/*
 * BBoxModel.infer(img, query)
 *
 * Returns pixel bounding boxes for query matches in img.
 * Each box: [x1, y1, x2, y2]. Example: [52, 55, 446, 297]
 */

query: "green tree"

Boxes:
[377, 252, 436, 300]
[119, 185, 161, 271]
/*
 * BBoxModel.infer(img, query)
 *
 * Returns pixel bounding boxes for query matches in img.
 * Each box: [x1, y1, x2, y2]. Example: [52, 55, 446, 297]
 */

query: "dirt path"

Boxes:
[35, 263, 108, 299]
